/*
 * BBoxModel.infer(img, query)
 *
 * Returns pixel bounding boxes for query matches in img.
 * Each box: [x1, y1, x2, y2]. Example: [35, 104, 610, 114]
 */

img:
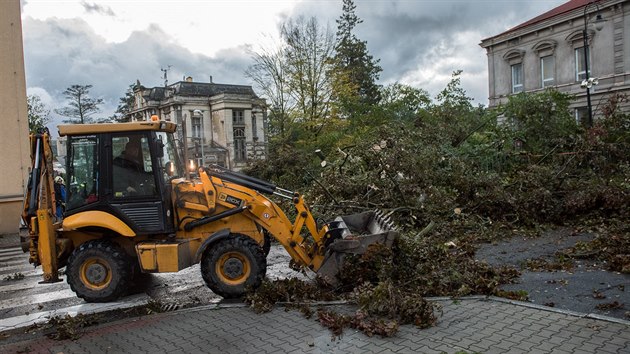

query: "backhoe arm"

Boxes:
[21, 131, 62, 283]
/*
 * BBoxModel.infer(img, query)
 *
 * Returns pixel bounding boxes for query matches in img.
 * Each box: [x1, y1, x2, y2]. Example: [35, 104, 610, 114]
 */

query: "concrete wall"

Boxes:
[0, 0, 30, 234]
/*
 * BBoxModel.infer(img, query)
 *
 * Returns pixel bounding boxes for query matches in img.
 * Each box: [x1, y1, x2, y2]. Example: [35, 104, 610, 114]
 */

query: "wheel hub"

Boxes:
[85, 263, 108, 284]
[222, 257, 244, 279]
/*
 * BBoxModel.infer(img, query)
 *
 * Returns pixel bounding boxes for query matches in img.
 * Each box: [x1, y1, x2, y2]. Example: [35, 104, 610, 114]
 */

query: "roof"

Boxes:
[143, 81, 258, 101]
[58, 121, 177, 136]
[483, 0, 596, 42]
[174, 82, 257, 97]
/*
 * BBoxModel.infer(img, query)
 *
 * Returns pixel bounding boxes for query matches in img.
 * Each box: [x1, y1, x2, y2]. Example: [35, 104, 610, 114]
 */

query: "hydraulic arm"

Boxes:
[187, 165, 397, 281]
[21, 131, 62, 283]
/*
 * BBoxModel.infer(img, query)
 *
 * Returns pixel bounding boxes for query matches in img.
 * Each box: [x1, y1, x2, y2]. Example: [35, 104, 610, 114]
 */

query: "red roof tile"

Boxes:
[486, 0, 600, 41]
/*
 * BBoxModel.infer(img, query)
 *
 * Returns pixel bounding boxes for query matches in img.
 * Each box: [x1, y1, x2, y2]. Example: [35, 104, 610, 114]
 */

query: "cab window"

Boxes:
[66, 135, 99, 210]
[112, 133, 157, 198]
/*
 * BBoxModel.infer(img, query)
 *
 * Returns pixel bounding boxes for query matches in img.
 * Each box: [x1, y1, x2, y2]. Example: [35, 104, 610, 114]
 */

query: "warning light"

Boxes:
[151, 115, 160, 121]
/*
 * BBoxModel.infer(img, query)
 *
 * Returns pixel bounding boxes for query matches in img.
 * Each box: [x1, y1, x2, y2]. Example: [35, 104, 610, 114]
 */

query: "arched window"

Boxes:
[566, 30, 595, 81]
[503, 49, 526, 93]
[533, 40, 557, 88]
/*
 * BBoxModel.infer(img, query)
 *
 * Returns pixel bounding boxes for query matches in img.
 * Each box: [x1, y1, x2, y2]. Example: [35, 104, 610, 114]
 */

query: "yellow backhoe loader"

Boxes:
[21, 121, 397, 302]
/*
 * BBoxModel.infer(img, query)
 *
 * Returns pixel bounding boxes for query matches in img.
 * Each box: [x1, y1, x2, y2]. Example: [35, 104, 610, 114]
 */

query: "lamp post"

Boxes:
[581, 1, 606, 127]
[193, 109, 204, 167]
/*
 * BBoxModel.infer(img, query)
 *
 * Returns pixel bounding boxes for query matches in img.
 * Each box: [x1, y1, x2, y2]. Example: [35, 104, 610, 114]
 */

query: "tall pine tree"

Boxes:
[330, 0, 382, 119]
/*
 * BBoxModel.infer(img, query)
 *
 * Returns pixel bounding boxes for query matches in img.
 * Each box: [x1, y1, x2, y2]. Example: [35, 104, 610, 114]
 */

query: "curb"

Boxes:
[0, 294, 150, 334]
[485, 296, 630, 326]
[170, 295, 630, 327]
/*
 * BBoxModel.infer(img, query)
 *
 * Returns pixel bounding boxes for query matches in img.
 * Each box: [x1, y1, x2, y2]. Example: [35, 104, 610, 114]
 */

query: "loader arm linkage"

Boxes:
[194, 166, 397, 279]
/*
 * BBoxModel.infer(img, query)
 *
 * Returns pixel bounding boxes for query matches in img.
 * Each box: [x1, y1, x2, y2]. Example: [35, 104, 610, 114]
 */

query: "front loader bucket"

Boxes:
[316, 210, 398, 284]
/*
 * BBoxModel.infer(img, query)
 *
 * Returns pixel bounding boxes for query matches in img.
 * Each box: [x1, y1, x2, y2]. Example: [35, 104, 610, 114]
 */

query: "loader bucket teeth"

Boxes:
[316, 210, 398, 284]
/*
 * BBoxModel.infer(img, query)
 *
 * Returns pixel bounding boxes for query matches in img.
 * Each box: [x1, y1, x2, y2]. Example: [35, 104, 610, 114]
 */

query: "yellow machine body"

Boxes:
[22, 122, 396, 302]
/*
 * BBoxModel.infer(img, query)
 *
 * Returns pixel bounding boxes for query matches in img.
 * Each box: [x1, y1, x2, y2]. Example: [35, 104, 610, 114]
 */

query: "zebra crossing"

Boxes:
[0, 244, 149, 332]
[0, 239, 298, 332]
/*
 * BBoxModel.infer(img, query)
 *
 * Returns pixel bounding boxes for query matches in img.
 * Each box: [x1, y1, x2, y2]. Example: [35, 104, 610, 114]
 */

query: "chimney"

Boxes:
[209, 75, 213, 83]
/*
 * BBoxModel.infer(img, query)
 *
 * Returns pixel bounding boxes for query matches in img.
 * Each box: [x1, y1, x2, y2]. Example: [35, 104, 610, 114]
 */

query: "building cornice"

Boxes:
[480, 0, 623, 49]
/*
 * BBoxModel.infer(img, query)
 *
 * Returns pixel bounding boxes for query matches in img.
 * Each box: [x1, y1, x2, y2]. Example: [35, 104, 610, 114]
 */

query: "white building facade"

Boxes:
[480, 0, 630, 123]
[128, 78, 267, 170]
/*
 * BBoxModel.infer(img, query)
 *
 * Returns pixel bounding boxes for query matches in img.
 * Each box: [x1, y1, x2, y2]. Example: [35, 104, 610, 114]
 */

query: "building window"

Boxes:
[575, 47, 590, 81]
[541, 56, 555, 88]
[511, 63, 523, 93]
[233, 110, 246, 161]
[234, 128, 246, 161]
[232, 110, 244, 125]
[251, 113, 258, 140]
[191, 116, 201, 139]
[575, 107, 588, 125]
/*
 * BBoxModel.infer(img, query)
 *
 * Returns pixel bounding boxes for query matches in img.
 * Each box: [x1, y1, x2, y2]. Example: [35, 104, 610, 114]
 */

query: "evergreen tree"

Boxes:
[55, 84, 103, 124]
[112, 83, 136, 122]
[330, 0, 382, 118]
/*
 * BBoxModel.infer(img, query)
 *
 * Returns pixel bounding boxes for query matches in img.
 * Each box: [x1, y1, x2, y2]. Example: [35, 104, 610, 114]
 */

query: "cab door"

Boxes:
[107, 131, 170, 234]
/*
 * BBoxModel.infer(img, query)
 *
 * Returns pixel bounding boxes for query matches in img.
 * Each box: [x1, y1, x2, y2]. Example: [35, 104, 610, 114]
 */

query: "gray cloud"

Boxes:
[291, 0, 566, 104]
[80, 1, 116, 16]
[23, 0, 566, 125]
[22, 17, 252, 123]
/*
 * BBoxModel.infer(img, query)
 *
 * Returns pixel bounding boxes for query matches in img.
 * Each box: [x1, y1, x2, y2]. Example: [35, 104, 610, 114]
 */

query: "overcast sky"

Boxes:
[21, 0, 567, 128]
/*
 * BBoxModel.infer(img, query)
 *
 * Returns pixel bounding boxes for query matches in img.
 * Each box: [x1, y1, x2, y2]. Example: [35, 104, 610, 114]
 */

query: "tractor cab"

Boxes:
[59, 121, 183, 235]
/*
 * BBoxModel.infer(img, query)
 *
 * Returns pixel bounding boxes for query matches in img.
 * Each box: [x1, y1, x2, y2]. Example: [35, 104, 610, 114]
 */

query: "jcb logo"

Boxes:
[225, 196, 241, 206]
[219, 193, 241, 206]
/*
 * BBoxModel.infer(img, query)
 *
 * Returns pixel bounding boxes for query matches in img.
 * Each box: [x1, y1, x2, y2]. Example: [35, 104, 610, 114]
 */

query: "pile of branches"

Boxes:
[245, 239, 519, 337]
[244, 89, 630, 336]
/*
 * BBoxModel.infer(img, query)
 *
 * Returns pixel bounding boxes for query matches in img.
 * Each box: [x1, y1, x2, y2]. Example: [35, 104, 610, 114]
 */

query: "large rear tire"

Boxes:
[66, 240, 132, 302]
[200, 234, 266, 298]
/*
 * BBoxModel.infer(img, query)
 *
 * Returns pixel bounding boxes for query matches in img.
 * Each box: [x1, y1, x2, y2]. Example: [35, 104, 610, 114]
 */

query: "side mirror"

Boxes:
[155, 136, 165, 158]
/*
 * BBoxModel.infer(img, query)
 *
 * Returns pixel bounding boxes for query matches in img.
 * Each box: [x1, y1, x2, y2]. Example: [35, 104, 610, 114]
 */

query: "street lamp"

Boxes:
[193, 109, 204, 167]
[581, 1, 606, 127]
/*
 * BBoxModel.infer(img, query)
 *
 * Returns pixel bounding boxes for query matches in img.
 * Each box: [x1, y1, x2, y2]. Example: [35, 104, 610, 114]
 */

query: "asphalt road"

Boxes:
[475, 228, 630, 320]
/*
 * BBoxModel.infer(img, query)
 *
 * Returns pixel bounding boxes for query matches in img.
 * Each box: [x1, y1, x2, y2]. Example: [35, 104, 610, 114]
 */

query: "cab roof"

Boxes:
[58, 121, 177, 136]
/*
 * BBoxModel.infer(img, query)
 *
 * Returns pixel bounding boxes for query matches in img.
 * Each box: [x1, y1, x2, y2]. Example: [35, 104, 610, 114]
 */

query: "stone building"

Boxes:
[480, 0, 629, 123]
[128, 77, 267, 170]
[0, 0, 31, 234]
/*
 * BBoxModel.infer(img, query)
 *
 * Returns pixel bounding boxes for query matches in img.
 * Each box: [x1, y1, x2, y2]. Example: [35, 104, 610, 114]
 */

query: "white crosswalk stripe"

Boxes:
[0, 245, 91, 330]
[0, 247, 23, 254]
[0, 242, 159, 333]
[0, 288, 78, 310]
[0, 294, 149, 332]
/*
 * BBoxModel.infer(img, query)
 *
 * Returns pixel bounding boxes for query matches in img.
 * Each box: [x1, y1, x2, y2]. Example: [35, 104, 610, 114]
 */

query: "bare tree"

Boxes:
[246, 38, 293, 138]
[246, 17, 335, 138]
[282, 16, 335, 130]
[55, 84, 104, 124]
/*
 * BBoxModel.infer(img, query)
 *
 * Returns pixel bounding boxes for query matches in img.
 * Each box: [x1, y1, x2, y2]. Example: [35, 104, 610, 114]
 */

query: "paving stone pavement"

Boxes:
[0, 297, 628, 354]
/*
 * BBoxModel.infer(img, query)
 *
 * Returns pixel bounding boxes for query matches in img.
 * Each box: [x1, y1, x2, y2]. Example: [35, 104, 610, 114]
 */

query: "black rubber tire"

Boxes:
[200, 234, 267, 298]
[66, 239, 132, 302]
